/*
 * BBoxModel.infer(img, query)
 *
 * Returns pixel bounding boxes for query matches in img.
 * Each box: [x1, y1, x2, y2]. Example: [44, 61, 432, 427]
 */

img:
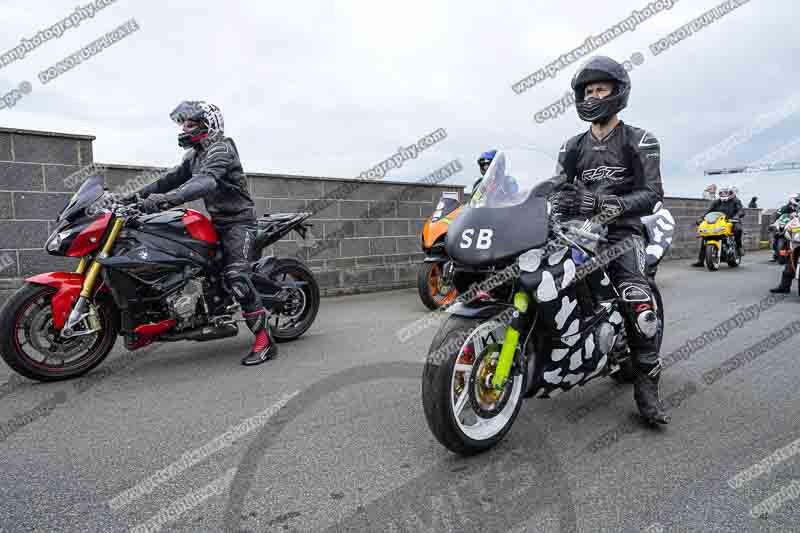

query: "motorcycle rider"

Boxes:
[470, 149, 497, 199]
[775, 193, 799, 218]
[121, 101, 277, 366]
[691, 184, 745, 267]
[551, 55, 669, 425]
[770, 193, 800, 293]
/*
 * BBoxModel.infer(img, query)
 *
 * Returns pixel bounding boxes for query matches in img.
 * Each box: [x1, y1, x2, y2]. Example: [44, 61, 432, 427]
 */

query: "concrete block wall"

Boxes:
[0, 128, 94, 300]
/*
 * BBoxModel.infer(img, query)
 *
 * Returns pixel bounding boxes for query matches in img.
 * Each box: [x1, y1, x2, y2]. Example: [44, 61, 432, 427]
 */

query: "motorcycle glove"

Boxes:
[138, 193, 172, 214]
[557, 185, 624, 219]
[554, 183, 595, 217]
[119, 192, 140, 205]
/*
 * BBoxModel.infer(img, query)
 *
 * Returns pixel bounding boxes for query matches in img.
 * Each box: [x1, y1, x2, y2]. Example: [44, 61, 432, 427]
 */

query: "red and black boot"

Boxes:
[242, 309, 277, 366]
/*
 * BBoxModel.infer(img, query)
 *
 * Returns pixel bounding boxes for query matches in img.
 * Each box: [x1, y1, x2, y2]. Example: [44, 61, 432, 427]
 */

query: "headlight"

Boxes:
[46, 230, 71, 252]
[699, 228, 709, 234]
[714, 226, 726, 233]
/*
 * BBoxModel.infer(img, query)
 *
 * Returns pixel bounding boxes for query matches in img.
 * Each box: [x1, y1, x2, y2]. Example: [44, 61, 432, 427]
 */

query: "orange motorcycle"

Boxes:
[417, 192, 462, 309]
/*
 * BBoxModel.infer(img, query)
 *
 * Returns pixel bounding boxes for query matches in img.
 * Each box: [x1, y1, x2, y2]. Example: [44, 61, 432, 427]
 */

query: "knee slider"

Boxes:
[634, 305, 659, 339]
[620, 283, 658, 339]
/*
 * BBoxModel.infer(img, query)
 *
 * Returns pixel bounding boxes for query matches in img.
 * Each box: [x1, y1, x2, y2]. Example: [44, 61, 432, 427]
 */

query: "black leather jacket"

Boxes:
[705, 197, 744, 220]
[775, 203, 797, 218]
[139, 137, 255, 225]
[553, 121, 664, 229]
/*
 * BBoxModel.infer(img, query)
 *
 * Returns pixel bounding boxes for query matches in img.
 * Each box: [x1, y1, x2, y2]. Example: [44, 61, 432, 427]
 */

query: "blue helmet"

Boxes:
[478, 149, 497, 175]
[478, 149, 497, 163]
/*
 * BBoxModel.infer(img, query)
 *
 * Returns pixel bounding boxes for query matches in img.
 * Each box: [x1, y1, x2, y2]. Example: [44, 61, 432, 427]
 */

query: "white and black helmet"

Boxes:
[718, 184, 737, 202]
[571, 56, 631, 124]
[169, 100, 225, 149]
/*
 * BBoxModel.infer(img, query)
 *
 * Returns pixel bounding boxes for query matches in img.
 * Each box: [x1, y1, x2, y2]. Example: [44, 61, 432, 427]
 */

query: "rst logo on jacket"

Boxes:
[460, 228, 493, 249]
[581, 166, 627, 182]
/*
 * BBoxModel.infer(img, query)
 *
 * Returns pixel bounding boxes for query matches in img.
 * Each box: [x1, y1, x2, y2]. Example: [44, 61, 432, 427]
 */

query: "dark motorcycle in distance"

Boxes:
[770, 212, 793, 264]
[0, 175, 320, 382]
[421, 150, 674, 455]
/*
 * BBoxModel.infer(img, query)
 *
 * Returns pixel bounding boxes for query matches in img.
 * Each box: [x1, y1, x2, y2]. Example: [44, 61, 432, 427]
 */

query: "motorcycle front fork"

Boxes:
[62, 217, 125, 338]
[441, 261, 455, 287]
[491, 291, 530, 390]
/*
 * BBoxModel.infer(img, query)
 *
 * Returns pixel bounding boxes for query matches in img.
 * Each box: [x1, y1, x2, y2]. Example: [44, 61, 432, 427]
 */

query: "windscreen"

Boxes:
[58, 174, 105, 222]
[468, 150, 557, 209]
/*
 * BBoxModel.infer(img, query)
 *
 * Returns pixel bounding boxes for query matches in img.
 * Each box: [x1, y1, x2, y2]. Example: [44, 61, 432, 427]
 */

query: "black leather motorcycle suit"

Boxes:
[696, 197, 745, 262]
[137, 138, 263, 317]
[554, 121, 664, 367]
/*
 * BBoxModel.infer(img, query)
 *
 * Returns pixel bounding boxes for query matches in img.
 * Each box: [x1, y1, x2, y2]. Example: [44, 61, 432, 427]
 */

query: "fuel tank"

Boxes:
[101, 209, 220, 278]
[137, 209, 218, 244]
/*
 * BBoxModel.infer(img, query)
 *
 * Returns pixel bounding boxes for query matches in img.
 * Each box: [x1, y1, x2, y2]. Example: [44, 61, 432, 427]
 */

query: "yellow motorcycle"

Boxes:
[697, 212, 741, 270]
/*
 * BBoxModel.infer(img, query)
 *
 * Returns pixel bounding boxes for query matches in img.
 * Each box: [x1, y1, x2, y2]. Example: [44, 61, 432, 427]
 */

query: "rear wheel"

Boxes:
[417, 261, 458, 310]
[0, 284, 118, 382]
[705, 243, 720, 270]
[265, 259, 320, 342]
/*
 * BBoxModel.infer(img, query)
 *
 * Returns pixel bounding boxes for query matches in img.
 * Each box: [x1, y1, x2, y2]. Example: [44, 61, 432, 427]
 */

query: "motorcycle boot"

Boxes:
[241, 308, 278, 365]
[691, 245, 705, 267]
[634, 361, 671, 425]
[770, 270, 793, 294]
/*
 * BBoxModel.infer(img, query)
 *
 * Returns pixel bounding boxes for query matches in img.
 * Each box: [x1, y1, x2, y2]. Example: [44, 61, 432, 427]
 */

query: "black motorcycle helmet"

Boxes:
[571, 56, 630, 124]
[169, 100, 225, 149]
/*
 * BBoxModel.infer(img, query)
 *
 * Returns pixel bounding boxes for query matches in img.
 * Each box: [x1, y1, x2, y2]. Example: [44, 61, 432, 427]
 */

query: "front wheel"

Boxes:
[0, 283, 119, 382]
[705, 243, 720, 271]
[422, 316, 526, 456]
[265, 259, 320, 342]
[417, 261, 457, 310]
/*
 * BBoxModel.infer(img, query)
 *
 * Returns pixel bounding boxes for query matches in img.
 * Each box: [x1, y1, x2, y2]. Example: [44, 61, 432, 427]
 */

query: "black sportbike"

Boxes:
[0, 174, 320, 382]
[421, 150, 674, 455]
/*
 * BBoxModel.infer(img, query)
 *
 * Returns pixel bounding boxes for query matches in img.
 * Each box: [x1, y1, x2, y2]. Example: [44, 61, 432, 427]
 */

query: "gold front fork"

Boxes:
[80, 217, 124, 298]
[75, 257, 89, 275]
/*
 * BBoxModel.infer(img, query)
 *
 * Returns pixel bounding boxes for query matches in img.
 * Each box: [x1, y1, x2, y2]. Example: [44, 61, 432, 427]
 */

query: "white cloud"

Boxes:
[0, 0, 797, 207]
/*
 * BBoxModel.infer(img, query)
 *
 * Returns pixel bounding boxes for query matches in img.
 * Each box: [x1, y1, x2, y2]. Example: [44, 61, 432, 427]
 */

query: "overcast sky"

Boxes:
[1, 0, 797, 207]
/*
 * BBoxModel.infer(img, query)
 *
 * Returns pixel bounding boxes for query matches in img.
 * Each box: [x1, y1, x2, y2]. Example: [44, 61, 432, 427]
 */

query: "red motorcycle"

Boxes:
[0, 175, 320, 382]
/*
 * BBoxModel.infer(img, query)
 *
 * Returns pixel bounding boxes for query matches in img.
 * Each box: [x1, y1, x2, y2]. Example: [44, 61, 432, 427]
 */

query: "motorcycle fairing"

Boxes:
[641, 206, 675, 265]
[444, 302, 515, 319]
[25, 272, 86, 329]
[445, 194, 549, 268]
[517, 245, 624, 398]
